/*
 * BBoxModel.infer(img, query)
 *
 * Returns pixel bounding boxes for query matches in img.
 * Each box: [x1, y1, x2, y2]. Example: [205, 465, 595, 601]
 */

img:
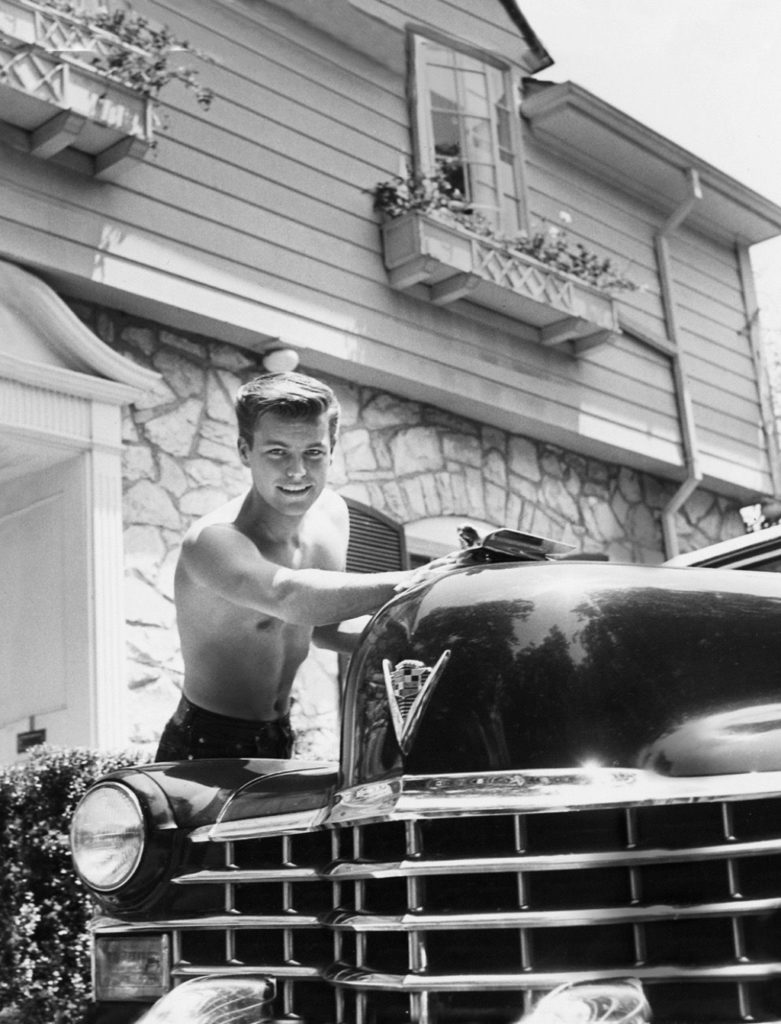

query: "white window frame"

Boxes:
[409, 30, 529, 233]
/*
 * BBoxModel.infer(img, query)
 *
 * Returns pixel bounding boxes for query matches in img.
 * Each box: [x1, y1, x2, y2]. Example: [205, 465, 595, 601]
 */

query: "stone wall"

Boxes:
[75, 303, 745, 760]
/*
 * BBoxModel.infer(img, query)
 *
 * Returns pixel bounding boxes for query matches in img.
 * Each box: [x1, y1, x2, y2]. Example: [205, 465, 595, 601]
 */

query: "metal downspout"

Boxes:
[655, 169, 703, 559]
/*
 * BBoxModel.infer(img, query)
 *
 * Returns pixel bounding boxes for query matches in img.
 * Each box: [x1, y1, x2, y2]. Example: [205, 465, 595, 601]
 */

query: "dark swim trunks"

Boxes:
[155, 694, 294, 761]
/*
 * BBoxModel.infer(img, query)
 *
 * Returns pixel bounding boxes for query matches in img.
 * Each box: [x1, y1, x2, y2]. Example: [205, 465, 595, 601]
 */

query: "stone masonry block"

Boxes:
[124, 480, 181, 530]
[144, 399, 202, 457]
[443, 433, 482, 468]
[391, 427, 443, 475]
[508, 436, 542, 482]
[363, 391, 420, 429]
[342, 428, 378, 473]
[152, 349, 204, 399]
[206, 372, 237, 423]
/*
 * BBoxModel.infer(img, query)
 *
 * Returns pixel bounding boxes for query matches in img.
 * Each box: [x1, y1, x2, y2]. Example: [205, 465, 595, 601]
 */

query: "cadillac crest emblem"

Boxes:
[382, 649, 451, 755]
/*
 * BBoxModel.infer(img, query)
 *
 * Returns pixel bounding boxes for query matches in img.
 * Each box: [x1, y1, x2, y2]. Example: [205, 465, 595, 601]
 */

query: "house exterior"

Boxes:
[1, 0, 779, 762]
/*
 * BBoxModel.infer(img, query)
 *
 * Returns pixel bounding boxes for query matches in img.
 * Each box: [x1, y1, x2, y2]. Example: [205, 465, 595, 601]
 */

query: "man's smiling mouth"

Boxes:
[279, 484, 312, 494]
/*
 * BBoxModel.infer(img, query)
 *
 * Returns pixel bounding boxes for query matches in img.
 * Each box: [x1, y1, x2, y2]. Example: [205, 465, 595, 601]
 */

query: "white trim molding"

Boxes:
[0, 258, 162, 752]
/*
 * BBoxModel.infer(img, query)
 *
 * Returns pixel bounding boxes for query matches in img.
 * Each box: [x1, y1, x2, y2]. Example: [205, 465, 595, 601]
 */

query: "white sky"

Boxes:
[518, 0, 781, 324]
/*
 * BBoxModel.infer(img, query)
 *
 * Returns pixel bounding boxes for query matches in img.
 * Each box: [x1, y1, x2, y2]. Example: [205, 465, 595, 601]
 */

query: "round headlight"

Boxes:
[71, 782, 146, 892]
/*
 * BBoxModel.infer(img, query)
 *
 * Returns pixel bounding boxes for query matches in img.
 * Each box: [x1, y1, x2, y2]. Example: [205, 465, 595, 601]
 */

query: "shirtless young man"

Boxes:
[155, 371, 453, 762]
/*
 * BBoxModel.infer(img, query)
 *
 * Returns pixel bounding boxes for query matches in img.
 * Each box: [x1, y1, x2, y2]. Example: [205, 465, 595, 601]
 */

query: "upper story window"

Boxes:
[411, 34, 525, 233]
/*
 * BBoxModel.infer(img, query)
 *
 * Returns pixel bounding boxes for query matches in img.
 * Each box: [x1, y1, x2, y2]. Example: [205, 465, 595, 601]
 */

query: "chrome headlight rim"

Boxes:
[71, 780, 146, 893]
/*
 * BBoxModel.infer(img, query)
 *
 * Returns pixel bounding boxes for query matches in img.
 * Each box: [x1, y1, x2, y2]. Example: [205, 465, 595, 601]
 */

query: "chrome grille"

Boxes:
[141, 794, 781, 1022]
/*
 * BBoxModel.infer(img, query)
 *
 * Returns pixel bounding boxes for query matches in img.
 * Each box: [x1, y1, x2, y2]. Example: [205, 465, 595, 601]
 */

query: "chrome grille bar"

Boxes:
[320, 834, 781, 880]
[326, 895, 781, 930]
[323, 960, 781, 992]
[93, 891, 781, 933]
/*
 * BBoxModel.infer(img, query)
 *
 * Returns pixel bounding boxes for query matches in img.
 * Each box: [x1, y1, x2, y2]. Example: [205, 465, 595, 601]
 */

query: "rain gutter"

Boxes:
[655, 169, 703, 559]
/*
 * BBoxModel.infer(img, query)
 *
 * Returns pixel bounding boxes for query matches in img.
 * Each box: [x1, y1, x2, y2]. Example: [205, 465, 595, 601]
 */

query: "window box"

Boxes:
[0, 0, 153, 176]
[382, 212, 620, 354]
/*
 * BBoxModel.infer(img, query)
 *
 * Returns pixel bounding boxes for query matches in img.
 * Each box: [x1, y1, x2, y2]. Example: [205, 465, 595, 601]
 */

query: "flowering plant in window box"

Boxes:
[0, 0, 212, 175]
[371, 165, 636, 352]
[371, 164, 638, 293]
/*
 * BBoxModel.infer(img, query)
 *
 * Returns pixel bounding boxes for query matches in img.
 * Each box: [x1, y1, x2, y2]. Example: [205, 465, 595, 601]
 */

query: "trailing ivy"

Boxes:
[28, 0, 213, 107]
[0, 745, 151, 1024]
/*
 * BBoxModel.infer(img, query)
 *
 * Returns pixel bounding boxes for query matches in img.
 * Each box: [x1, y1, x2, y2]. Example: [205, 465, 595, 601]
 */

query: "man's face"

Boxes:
[239, 411, 332, 516]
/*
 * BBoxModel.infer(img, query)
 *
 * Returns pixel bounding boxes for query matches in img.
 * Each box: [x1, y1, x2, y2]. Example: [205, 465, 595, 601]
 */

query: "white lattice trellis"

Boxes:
[473, 243, 577, 314]
[382, 213, 620, 353]
[0, 43, 67, 103]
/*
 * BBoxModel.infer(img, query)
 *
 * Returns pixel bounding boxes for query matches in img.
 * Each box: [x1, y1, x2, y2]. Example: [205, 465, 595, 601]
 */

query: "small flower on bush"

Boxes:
[371, 167, 639, 292]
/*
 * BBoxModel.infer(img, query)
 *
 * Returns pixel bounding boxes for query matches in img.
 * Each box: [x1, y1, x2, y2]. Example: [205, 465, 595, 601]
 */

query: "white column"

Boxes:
[87, 400, 129, 749]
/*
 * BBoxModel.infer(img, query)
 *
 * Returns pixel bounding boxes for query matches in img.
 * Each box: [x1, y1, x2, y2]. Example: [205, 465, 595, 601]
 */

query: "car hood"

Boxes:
[342, 561, 781, 784]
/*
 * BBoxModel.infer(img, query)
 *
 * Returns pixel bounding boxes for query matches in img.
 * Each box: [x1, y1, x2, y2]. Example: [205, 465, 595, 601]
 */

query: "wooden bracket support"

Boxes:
[30, 109, 86, 158]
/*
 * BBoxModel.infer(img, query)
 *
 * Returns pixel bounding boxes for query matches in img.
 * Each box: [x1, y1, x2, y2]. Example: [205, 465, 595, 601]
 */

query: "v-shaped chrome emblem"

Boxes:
[382, 649, 451, 755]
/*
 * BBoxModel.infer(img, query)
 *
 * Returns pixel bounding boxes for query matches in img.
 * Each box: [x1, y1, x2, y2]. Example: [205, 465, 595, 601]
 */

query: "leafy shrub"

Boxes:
[0, 745, 150, 1024]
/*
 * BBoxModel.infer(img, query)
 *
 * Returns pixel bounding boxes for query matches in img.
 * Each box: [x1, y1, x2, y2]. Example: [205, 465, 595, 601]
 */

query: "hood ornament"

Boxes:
[382, 649, 451, 755]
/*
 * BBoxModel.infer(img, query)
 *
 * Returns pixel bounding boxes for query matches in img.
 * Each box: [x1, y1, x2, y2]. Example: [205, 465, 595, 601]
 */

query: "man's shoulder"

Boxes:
[317, 487, 349, 522]
[305, 489, 349, 565]
[183, 494, 247, 543]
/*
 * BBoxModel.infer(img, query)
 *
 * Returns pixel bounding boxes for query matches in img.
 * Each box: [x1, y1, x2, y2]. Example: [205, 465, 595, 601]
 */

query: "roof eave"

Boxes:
[522, 80, 781, 246]
[496, 0, 553, 74]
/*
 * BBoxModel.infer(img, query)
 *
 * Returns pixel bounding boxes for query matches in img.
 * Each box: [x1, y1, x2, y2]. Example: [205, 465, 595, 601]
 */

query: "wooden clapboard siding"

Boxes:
[0, 156, 684, 467]
[666, 225, 771, 486]
[0, 0, 772, 496]
[523, 123, 772, 494]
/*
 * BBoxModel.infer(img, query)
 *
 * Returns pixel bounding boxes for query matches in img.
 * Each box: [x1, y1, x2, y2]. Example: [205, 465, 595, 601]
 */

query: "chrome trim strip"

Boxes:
[173, 866, 320, 885]
[183, 770, 781, 838]
[329, 767, 781, 825]
[92, 913, 319, 933]
[401, 766, 781, 798]
[393, 774, 781, 818]
[326, 895, 781, 931]
[189, 806, 329, 843]
[172, 964, 321, 980]
[323, 960, 781, 992]
[324, 834, 781, 879]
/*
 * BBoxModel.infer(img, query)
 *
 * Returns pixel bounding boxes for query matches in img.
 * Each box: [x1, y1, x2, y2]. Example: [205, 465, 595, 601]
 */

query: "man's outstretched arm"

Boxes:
[179, 523, 458, 627]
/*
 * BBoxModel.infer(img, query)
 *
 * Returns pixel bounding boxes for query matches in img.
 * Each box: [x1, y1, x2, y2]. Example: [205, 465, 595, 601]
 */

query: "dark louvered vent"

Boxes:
[345, 499, 408, 573]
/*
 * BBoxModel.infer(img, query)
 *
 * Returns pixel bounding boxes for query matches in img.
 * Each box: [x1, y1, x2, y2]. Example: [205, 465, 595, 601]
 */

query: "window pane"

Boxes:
[461, 70, 489, 111]
[428, 65, 459, 110]
[424, 40, 456, 67]
[431, 110, 461, 156]
[500, 192, 520, 235]
[496, 103, 512, 155]
[436, 147, 466, 194]
[462, 115, 492, 160]
[469, 164, 499, 219]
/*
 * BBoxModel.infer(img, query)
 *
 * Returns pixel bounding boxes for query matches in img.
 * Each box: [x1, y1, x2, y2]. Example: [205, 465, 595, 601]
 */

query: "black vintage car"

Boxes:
[70, 531, 781, 1023]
